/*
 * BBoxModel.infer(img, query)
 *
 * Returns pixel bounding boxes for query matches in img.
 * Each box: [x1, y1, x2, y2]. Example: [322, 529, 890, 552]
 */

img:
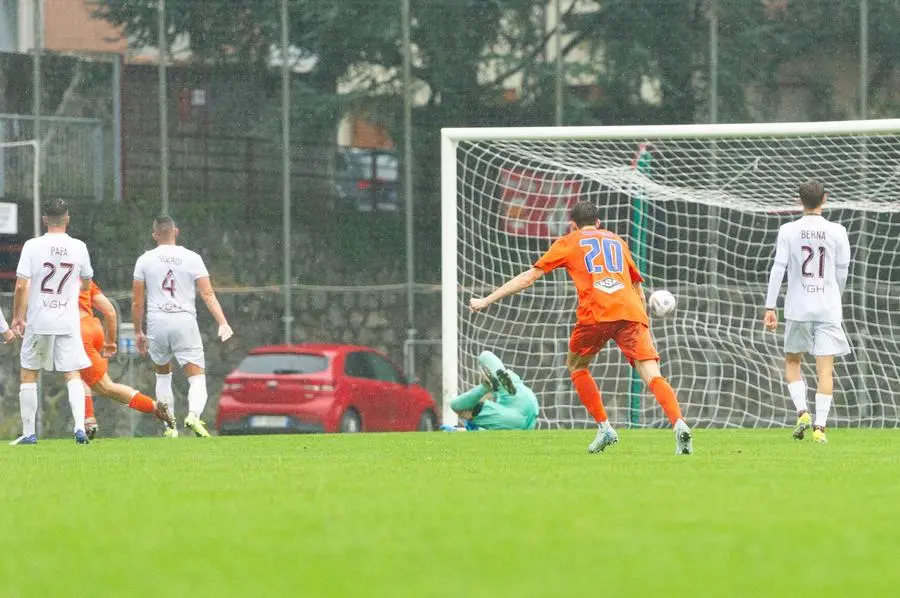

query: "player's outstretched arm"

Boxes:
[470, 267, 544, 312]
[196, 277, 233, 342]
[93, 292, 119, 357]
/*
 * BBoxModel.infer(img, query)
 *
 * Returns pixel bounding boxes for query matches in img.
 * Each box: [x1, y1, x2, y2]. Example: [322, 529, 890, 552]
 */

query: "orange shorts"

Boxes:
[80, 316, 107, 387]
[569, 320, 659, 365]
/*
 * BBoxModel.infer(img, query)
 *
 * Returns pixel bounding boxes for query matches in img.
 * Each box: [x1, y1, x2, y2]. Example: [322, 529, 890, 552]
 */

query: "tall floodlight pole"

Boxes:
[281, 0, 293, 344]
[554, 0, 563, 126]
[402, 0, 415, 377]
[158, 0, 169, 215]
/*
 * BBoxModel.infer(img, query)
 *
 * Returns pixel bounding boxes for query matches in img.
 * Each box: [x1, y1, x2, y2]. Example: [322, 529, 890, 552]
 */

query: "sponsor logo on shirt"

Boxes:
[594, 277, 624, 294]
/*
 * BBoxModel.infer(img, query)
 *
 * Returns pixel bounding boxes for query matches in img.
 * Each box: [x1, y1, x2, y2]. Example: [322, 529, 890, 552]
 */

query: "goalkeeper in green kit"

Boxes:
[442, 351, 539, 431]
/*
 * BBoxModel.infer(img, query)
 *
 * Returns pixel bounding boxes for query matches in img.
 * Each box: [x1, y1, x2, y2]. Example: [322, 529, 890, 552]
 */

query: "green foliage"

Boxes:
[0, 430, 897, 596]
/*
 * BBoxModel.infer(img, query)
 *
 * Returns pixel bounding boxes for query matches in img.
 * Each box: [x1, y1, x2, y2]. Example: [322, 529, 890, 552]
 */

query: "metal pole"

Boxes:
[860, 0, 868, 119]
[709, 0, 718, 124]
[856, 0, 872, 416]
[402, 0, 415, 378]
[31, 0, 41, 236]
[281, 0, 292, 345]
[554, 0, 563, 126]
[32, 0, 43, 437]
[113, 54, 123, 202]
[32, 0, 41, 187]
[158, 0, 169, 215]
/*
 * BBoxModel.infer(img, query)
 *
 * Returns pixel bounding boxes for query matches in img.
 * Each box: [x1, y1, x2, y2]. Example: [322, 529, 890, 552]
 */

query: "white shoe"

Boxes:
[674, 419, 693, 455]
[588, 424, 618, 454]
[163, 426, 179, 438]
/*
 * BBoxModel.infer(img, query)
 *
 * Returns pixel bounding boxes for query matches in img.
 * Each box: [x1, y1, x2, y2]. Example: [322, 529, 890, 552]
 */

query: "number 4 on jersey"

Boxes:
[162, 269, 176, 297]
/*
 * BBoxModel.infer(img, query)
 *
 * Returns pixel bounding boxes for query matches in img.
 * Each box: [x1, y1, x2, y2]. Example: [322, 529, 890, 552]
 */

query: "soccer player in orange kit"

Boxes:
[80, 281, 175, 438]
[470, 200, 693, 455]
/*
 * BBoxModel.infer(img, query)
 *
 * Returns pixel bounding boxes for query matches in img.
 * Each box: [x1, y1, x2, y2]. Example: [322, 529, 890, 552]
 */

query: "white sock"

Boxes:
[187, 375, 207, 419]
[19, 383, 38, 437]
[787, 380, 808, 414]
[66, 379, 86, 433]
[814, 393, 833, 428]
[155, 373, 174, 417]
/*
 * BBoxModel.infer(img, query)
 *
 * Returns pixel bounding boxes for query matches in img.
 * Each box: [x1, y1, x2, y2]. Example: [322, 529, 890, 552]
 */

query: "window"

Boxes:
[349, 150, 399, 182]
[368, 353, 402, 384]
[237, 353, 327, 375]
[344, 351, 375, 379]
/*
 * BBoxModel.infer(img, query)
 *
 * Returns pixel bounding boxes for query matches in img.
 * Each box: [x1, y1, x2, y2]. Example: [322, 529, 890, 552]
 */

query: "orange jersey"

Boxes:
[79, 281, 101, 317]
[534, 227, 648, 326]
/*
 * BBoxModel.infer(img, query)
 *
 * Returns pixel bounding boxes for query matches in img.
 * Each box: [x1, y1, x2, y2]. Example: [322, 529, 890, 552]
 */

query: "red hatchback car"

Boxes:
[215, 343, 438, 435]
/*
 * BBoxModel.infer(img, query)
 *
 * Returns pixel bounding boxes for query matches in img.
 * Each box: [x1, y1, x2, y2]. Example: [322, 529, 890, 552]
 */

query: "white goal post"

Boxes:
[442, 119, 900, 429]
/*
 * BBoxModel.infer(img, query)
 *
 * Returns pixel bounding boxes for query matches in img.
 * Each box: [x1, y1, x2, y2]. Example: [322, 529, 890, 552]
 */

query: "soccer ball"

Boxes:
[648, 290, 677, 317]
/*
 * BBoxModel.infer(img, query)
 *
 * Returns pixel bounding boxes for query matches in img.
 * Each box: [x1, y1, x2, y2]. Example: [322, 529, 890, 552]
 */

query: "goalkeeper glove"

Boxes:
[439, 424, 466, 432]
[217, 323, 234, 342]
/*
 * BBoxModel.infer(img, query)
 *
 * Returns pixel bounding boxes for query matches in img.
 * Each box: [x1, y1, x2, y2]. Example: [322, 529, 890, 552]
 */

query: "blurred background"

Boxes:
[0, 0, 898, 436]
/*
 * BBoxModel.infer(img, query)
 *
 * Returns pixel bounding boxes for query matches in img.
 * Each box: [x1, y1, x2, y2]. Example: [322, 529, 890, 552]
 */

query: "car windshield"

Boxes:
[237, 353, 328, 375]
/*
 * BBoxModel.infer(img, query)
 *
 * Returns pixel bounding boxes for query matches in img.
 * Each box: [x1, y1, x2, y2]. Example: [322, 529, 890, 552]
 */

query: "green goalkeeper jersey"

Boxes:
[450, 352, 539, 430]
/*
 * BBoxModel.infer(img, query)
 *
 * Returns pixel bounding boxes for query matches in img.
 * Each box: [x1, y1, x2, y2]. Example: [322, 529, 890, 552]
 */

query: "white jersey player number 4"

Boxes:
[132, 216, 233, 439]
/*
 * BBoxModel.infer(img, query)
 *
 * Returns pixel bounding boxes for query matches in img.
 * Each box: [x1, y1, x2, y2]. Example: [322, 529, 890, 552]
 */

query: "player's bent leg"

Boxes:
[84, 384, 98, 440]
[93, 375, 178, 431]
[182, 362, 211, 437]
[633, 358, 692, 455]
[81, 349, 106, 440]
[633, 360, 683, 425]
[471, 401, 530, 430]
[152, 362, 178, 437]
[566, 344, 617, 453]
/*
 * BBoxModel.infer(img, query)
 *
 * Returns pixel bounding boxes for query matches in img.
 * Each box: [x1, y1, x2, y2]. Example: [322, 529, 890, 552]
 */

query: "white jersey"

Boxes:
[133, 245, 209, 318]
[765, 214, 851, 323]
[16, 232, 93, 335]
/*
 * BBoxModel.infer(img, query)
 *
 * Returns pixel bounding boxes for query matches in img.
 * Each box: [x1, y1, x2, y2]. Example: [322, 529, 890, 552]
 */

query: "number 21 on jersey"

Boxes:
[579, 237, 624, 274]
[801, 245, 825, 278]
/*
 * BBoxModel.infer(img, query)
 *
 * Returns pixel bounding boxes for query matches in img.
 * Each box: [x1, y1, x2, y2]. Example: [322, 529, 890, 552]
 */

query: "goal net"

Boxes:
[441, 120, 900, 429]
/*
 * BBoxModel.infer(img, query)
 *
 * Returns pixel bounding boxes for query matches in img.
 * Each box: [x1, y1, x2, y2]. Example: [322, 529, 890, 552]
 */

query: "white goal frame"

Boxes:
[441, 118, 900, 427]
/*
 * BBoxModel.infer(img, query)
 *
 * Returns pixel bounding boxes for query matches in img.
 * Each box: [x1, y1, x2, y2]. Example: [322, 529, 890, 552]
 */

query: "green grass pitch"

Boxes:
[0, 429, 896, 597]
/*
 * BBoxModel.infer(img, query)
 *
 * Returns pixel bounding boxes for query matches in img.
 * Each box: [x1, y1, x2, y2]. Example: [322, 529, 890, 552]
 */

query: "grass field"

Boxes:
[0, 429, 897, 597]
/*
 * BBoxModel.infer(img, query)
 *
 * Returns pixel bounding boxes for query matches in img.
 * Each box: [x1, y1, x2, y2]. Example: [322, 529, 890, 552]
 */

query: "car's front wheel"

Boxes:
[417, 410, 437, 432]
[339, 409, 362, 433]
